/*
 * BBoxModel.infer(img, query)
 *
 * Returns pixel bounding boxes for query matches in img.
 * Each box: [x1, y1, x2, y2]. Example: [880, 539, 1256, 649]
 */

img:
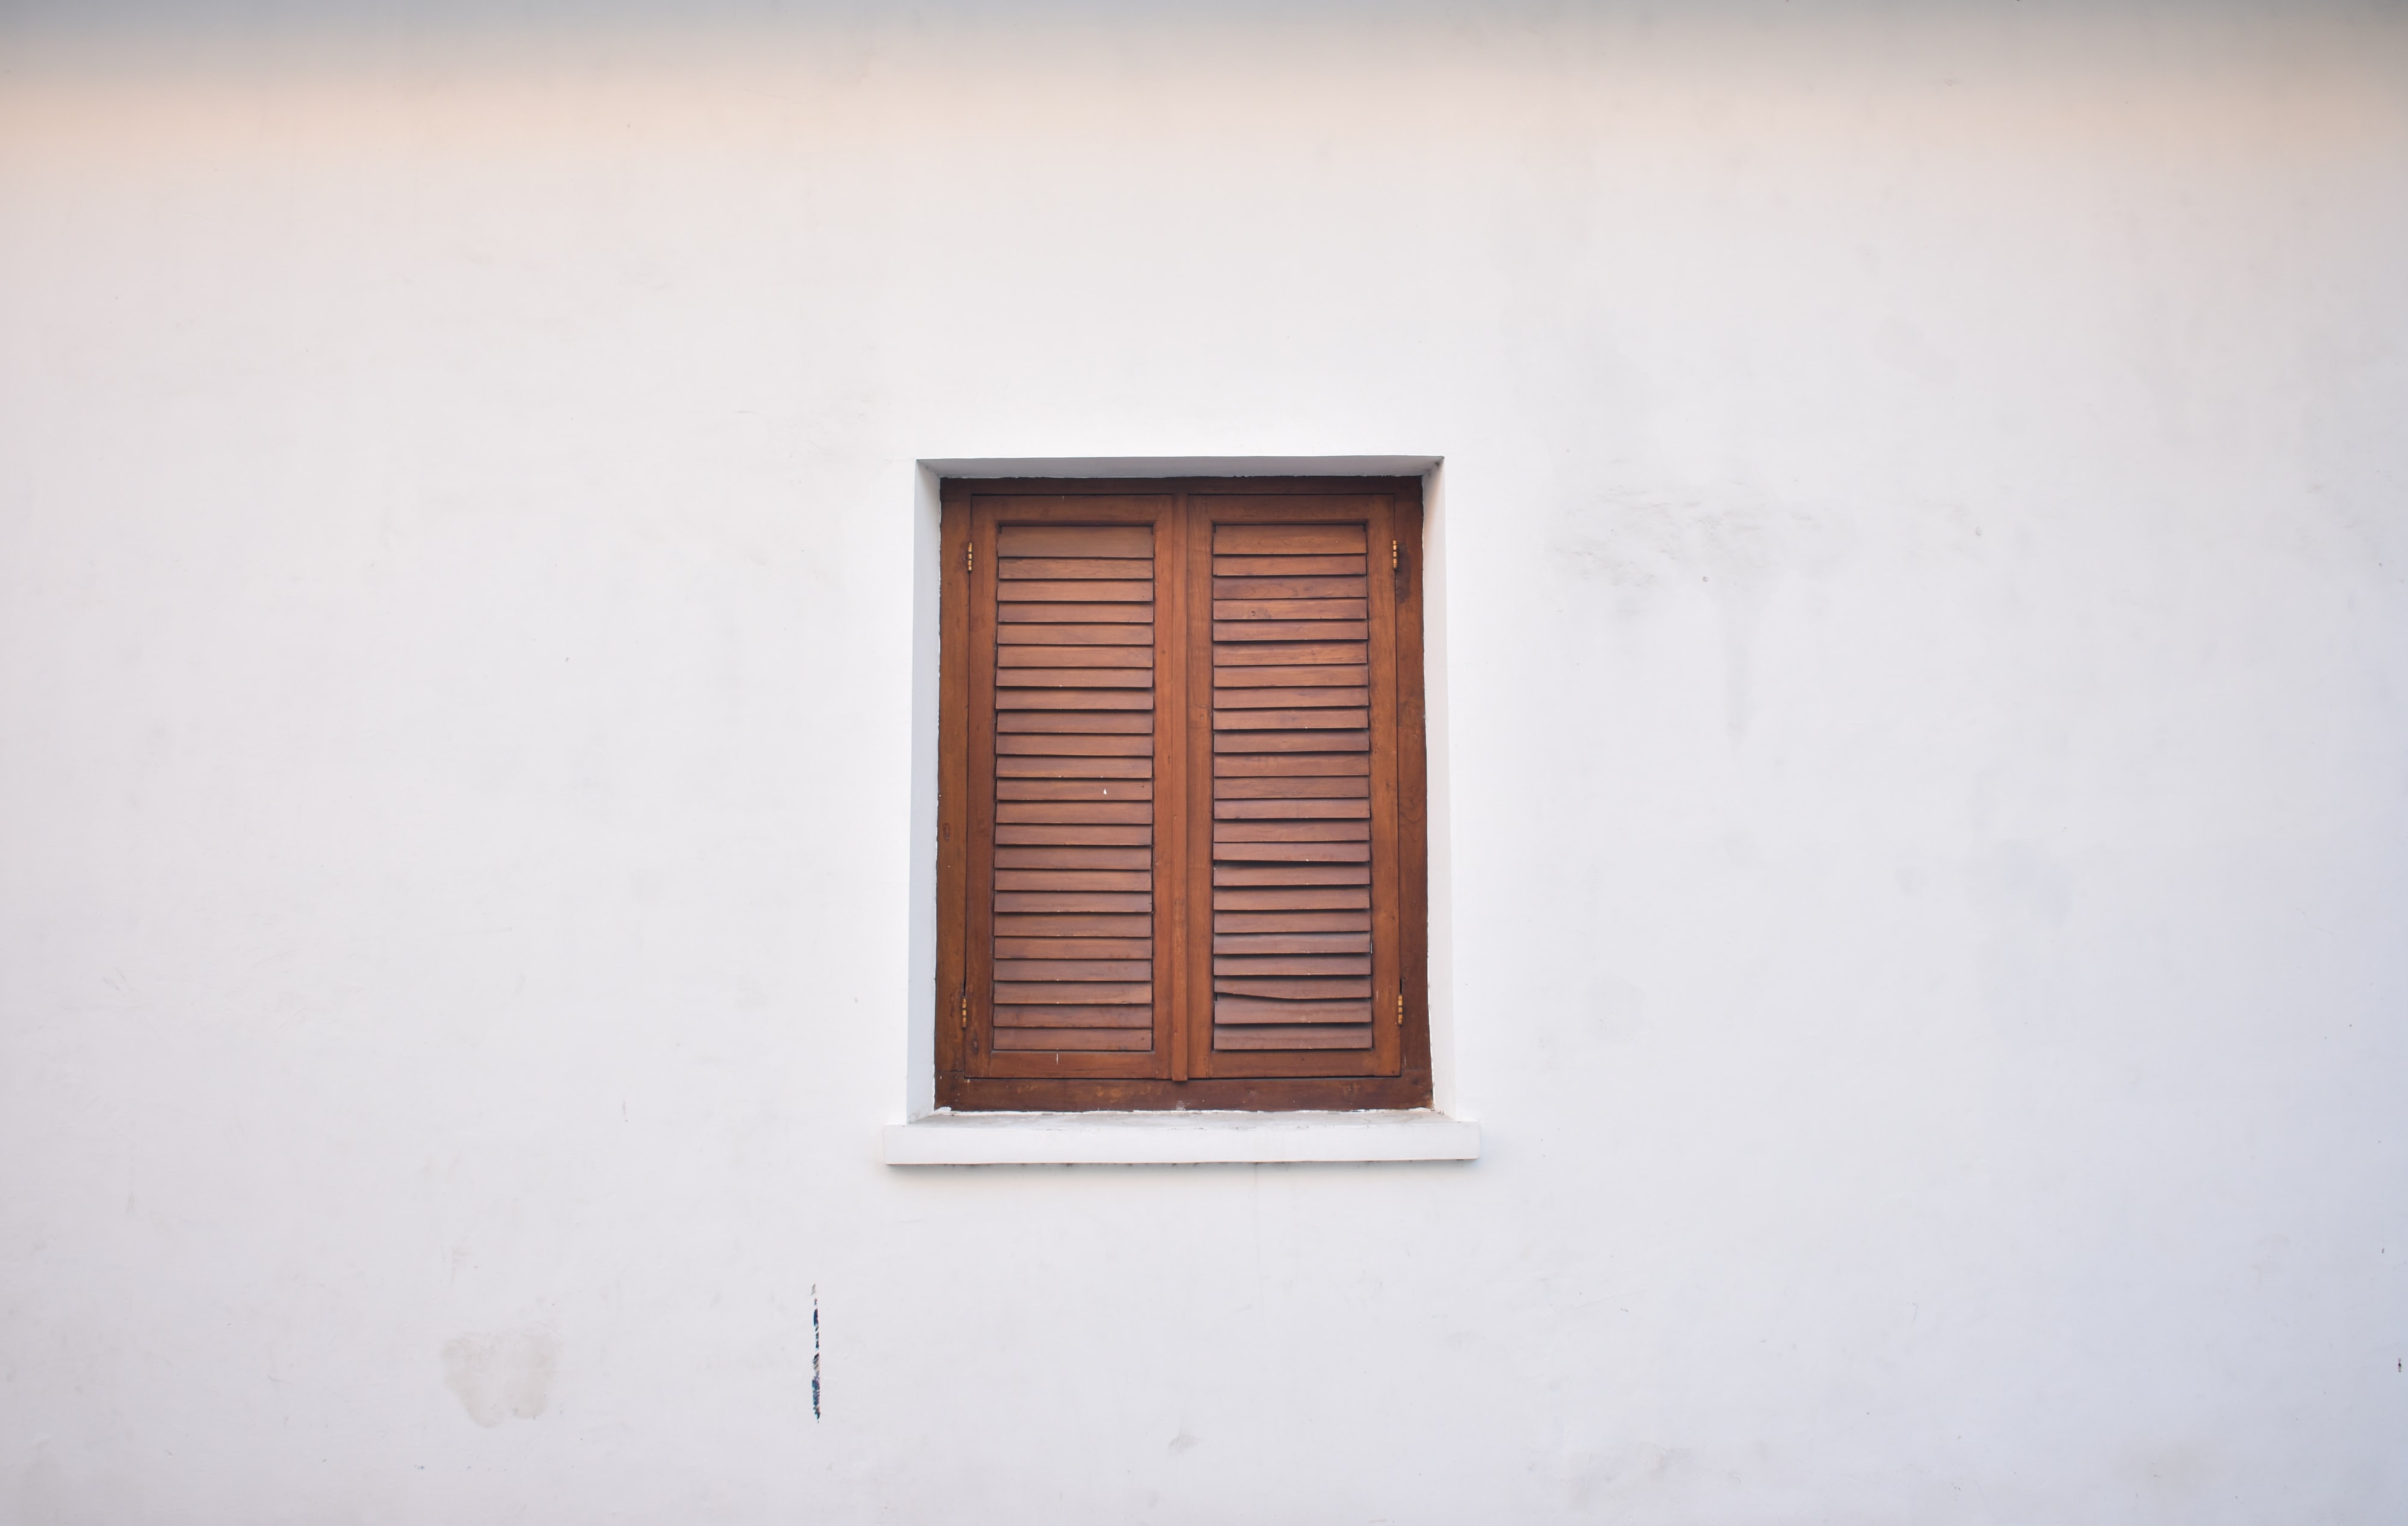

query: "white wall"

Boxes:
[3, 5, 2404, 1521]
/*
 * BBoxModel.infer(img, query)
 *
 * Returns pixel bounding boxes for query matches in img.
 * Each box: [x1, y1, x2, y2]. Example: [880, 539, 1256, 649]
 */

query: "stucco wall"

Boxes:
[3, 4, 2404, 1521]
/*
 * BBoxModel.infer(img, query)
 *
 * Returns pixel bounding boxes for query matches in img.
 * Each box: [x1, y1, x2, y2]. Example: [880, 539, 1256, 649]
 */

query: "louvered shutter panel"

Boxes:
[963, 497, 1182, 1078]
[1184, 497, 1403, 1079]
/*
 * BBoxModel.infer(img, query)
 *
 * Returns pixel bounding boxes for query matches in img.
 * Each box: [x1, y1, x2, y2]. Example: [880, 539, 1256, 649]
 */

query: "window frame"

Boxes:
[934, 476, 1433, 1112]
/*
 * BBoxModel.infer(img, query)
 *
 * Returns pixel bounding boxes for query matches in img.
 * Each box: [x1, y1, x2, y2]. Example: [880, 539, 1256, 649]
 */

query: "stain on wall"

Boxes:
[440, 1326, 559, 1428]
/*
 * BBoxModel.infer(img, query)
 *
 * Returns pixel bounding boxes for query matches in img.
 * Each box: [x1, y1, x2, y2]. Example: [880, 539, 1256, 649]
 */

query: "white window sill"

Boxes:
[883, 1109, 1480, 1166]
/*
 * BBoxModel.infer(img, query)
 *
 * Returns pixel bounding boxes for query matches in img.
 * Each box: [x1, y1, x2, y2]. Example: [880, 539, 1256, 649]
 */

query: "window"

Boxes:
[936, 477, 1430, 1112]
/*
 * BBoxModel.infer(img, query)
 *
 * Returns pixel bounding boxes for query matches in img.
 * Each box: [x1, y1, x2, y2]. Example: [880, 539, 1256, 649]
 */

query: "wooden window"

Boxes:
[936, 478, 1430, 1111]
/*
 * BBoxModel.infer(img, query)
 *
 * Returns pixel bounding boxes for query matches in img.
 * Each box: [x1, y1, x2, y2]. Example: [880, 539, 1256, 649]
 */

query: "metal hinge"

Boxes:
[1396, 993, 1405, 1026]
[958, 990, 969, 1032]
[965, 542, 973, 573]
[1391, 539, 1399, 571]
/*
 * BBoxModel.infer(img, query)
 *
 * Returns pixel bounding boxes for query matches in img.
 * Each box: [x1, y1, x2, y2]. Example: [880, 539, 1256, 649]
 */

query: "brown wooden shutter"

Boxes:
[957, 495, 1184, 1081]
[1182, 495, 1404, 1080]
[939, 478, 1426, 1111]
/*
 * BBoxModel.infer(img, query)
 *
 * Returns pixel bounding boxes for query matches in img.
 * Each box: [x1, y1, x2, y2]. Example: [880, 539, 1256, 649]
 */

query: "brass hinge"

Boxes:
[964, 542, 973, 573]
[1396, 993, 1405, 1026]
[1391, 539, 1399, 571]
[958, 990, 969, 1032]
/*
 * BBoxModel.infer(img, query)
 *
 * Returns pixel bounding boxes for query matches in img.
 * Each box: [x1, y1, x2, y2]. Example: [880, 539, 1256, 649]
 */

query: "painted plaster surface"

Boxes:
[2, 4, 2404, 1521]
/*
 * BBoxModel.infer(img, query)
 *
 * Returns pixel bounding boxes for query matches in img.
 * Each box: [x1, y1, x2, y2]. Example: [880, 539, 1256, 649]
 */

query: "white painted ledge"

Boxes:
[883, 1109, 1480, 1166]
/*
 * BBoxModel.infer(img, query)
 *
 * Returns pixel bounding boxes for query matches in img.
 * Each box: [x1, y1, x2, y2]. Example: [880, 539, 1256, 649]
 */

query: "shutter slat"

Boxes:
[1213, 996, 1373, 1022]
[992, 1029, 1152, 1051]
[995, 960, 1152, 980]
[995, 981, 1152, 1003]
[1211, 776, 1370, 799]
[992, 1004, 1153, 1027]
[1211, 688, 1370, 709]
[994, 760, 1152, 783]
[996, 780, 1152, 800]
[995, 736, 1153, 758]
[997, 524, 1153, 556]
[995, 892, 1152, 912]
[996, 668, 1154, 688]
[1215, 642, 1367, 665]
[997, 624, 1154, 645]
[995, 758, 1153, 780]
[1213, 730, 1371, 753]
[1214, 709, 1370, 730]
[1212, 575, 1369, 600]
[1215, 799, 1371, 820]
[1214, 911, 1370, 932]
[998, 558, 1154, 579]
[996, 712, 1152, 733]
[1214, 524, 1367, 554]
[1001, 604, 1154, 624]
[1214, 956, 1372, 976]
[995, 825, 1152, 846]
[1212, 620, 1370, 642]
[995, 938, 1153, 958]
[1213, 1025, 1373, 1051]
[1215, 822, 1369, 842]
[1214, 932, 1371, 953]
[1002, 580, 1155, 603]
[1213, 554, 1367, 575]
[992, 794, 1151, 818]
[995, 913, 1152, 937]
[993, 847, 1152, 870]
[1211, 599, 1368, 621]
[1212, 756, 1370, 779]
[1209, 843, 1370, 863]
[1212, 864, 1371, 886]
[996, 691, 1154, 711]
[1211, 887, 1369, 911]
[992, 1020, 1151, 1044]
[999, 646, 1154, 668]
[1213, 665, 1368, 687]
[1215, 977, 1373, 999]
[996, 869, 1151, 890]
